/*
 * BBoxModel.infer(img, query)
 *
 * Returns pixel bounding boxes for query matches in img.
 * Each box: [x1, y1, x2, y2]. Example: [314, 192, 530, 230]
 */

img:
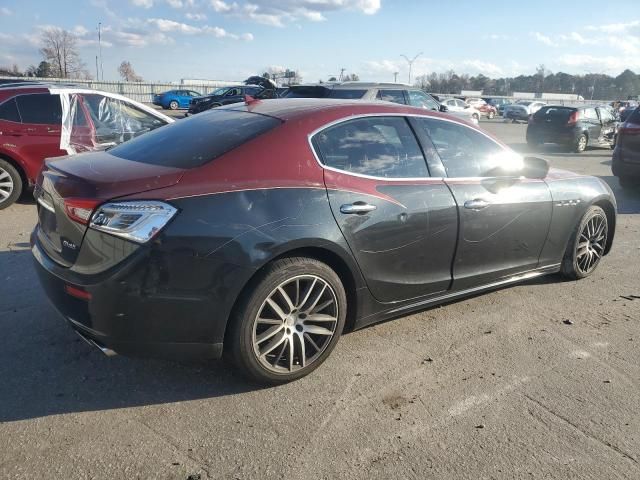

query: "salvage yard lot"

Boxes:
[1, 120, 639, 479]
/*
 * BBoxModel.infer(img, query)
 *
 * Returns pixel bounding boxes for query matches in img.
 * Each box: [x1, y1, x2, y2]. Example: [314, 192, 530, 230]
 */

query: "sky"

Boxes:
[0, 0, 639, 83]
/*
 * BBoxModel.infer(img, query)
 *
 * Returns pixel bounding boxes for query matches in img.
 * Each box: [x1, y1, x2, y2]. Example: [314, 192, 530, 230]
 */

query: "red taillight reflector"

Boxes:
[619, 126, 640, 136]
[65, 284, 92, 300]
[64, 198, 101, 225]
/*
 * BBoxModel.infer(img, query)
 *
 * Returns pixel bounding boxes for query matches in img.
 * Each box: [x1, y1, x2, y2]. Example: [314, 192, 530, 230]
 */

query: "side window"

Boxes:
[227, 88, 241, 96]
[599, 108, 613, 122]
[189, 91, 200, 97]
[456, 100, 467, 108]
[376, 90, 406, 105]
[415, 118, 514, 178]
[0, 98, 21, 123]
[408, 90, 439, 110]
[584, 108, 598, 120]
[15, 94, 62, 125]
[313, 116, 429, 178]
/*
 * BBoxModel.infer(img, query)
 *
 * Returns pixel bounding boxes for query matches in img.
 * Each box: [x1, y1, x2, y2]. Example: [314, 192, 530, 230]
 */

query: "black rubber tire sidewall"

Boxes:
[574, 134, 587, 153]
[561, 205, 607, 280]
[0, 159, 22, 210]
[229, 257, 347, 384]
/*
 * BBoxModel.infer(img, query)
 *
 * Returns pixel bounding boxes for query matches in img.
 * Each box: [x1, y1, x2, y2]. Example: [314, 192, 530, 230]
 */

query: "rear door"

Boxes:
[312, 115, 458, 302]
[412, 116, 553, 290]
[14, 93, 67, 162]
[583, 107, 602, 144]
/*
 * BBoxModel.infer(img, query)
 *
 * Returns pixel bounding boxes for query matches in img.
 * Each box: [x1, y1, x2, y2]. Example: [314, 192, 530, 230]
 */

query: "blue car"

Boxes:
[152, 89, 201, 110]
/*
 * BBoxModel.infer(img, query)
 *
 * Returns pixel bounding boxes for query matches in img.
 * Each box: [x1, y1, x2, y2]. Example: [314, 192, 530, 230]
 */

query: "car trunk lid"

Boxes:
[35, 151, 184, 267]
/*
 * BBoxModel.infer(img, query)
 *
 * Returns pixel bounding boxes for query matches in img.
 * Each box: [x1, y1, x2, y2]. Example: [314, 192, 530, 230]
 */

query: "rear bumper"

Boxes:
[505, 110, 529, 120]
[31, 229, 227, 360]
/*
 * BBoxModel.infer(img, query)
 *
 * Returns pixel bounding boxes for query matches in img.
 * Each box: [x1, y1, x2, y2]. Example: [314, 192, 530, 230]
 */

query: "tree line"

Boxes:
[414, 65, 640, 100]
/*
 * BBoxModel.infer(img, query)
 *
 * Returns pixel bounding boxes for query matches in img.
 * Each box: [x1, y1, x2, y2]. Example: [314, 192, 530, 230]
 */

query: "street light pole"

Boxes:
[97, 22, 103, 81]
[400, 52, 423, 85]
[393, 71, 398, 83]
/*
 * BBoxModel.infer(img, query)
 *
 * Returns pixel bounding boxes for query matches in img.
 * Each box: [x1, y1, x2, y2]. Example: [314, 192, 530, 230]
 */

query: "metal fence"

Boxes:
[0, 76, 239, 103]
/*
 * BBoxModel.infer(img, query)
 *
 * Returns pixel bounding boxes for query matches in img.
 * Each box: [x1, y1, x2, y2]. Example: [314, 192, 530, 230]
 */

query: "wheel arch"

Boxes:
[0, 151, 28, 189]
[592, 198, 616, 255]
[223, 244, 362, 349]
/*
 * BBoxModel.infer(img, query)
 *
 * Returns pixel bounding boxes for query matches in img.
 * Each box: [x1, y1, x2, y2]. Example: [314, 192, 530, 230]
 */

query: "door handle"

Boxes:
[340, 202, 377, 215]
[464, 199, 490, 210]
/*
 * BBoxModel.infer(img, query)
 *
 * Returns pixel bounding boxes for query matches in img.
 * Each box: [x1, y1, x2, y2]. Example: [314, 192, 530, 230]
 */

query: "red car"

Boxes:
[0, 83, 172, 209]
[466, 98, 498, 119]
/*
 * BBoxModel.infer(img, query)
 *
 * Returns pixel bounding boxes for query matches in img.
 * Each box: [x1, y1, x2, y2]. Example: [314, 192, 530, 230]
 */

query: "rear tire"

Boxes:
[560, 206, 608, 280]
[228, 257, 347, 384]
[0, 159, 22, 210]
[573, 133, 588, 153]
[488, 111, 495, 119]
[169, 100, 179, 110]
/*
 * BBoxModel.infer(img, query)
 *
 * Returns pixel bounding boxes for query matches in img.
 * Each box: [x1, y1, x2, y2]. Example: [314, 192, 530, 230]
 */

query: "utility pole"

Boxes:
[393, 72, 398, 83]
[400, 52, 422, 85]
[95, 55, 99, 80]
[97, 22, 103, 81]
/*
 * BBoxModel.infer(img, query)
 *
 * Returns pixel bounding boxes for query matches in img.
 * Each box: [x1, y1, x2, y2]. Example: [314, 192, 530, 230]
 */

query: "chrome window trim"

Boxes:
[307, 112, 512, 182]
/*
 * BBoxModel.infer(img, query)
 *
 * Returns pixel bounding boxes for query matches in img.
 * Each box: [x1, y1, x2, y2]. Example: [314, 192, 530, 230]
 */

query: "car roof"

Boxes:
[222, 97, 445, 122]
[291, 81, 413, 90]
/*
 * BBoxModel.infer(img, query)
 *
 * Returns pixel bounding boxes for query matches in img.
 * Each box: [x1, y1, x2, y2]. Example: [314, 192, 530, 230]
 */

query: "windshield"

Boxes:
[517, 101, 532, 106]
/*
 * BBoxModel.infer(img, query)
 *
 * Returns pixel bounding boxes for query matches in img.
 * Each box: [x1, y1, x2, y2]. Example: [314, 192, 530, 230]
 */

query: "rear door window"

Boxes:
[109, 110, 281, 168]
[312, 116, 428, 178]
[15, 94, 62, 125]
[0, 98, 21, 123]
[376, 90, 407, 105]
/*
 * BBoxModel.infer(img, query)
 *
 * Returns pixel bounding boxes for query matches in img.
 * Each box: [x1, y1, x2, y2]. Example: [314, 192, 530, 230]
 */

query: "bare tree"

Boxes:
[118, 61, 143, 82]
[40, 28, 87, 78]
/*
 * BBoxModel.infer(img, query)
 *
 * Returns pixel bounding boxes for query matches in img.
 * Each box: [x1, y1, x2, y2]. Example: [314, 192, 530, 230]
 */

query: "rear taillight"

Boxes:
[89, 201, 177, 243]
[618, 125, 640, 136]
[64, 198, 101, 225]
[567, 111, 580, 125]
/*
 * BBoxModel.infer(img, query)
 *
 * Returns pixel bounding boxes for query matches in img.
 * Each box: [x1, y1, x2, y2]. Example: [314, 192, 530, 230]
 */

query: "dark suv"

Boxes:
[187, 85, 264, 115]
[612, 106, 640, 188]
[526, 105, 618, 153]
[282, 82, 479, 124]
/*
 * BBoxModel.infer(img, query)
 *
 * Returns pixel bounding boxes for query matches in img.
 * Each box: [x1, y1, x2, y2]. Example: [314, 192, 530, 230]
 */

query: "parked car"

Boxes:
[152, 89, 201, 110]
[504, 100, 546, 122]
[32, 99, 616, 383]
[187, 85, 264, 115]
[483, 97, 512, 115]
[282, 82, 479, 124]
[0, 83, 172, 209]
[612, 106, 640, 188]
[465, 98, 498, 119]
[619, 102, 638, 122]
[439, 97, 481, 122]
[526, 105, 618, 153]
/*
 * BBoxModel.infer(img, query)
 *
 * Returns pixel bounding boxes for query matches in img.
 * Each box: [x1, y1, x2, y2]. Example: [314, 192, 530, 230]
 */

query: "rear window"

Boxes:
[534, 106, 574, 122]
[109, 110, 281, 168]
[283, 86, 330, 98]
[328, 89, 367, 99]
[627, 107, 640, 124]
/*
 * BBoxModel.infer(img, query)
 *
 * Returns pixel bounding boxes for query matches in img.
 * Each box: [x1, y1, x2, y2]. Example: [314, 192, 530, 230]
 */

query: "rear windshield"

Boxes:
[283, 86, 330, 98]
[109, 110, 281, 168]
[534, 106, 575, 122]
[627, 107, 640, 124]
[328, 89, 367, 99]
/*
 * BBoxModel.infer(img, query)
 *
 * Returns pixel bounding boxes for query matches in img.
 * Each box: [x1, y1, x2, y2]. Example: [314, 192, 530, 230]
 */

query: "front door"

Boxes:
[312, 115, 458, 303]
[412, 116, 553, 290]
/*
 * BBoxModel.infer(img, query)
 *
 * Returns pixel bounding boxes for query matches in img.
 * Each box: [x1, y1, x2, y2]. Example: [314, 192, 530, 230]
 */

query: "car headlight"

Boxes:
[90, 201, 178, 243]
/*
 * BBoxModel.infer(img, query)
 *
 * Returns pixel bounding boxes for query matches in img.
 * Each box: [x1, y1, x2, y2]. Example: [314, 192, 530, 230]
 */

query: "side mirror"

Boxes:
[439, 104, 448, 112]
[522, 156, 549, 179]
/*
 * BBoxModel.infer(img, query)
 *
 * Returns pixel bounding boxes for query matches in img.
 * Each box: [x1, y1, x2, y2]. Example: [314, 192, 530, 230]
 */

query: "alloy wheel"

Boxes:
[576, 213, 607, 275]
[0, 166, 14, 204]
[252, 275, 339, 373]
[577, 135, 587, 152]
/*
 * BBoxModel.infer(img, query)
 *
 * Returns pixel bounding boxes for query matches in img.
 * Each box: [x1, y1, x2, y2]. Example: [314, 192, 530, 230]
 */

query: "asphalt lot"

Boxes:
[1, 118, 639, 480]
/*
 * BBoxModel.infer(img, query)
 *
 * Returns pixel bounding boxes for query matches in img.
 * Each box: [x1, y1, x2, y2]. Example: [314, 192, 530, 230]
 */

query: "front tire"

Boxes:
[229, 257, 347, 384]
[0, 159, 22, 210]
[561, 206, 608, 279]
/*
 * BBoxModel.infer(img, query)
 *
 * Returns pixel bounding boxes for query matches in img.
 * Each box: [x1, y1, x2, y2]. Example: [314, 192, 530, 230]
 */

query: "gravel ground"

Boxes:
[0, 119, 638, 480]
